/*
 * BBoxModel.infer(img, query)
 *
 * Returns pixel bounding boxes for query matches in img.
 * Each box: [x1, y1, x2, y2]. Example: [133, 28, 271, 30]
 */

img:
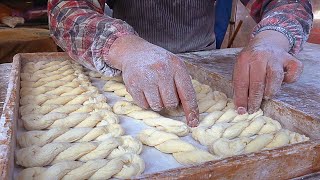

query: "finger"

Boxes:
[143, 85, 164, 111]
[233, 54, 250, 113]
[173, 60, 199, 127]
[248, 59, 267, 114]
[264, 63, 284, 99]
[283, 57, 303, 83]
[127, 87, 149, 109]
[158, 77, 179, 109]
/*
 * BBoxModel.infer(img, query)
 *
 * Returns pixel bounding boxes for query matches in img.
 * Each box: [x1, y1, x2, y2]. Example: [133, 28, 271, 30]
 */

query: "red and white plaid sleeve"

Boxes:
[241, 0, 313, 55]
[48, 0, 135, 76]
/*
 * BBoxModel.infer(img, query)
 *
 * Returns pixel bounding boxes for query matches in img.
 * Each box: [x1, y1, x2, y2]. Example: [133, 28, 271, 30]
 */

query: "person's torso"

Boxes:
[108, 0, 216, 53]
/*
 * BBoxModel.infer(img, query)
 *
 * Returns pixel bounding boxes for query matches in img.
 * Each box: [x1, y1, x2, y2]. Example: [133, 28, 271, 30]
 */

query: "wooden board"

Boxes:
[1, 51, 320, 179]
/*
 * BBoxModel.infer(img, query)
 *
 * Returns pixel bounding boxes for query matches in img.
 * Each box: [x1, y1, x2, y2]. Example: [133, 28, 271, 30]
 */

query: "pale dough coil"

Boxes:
[23, 60, 73, 73]
[101, 75, 123, 82]
[163, 80, 230, 116]
[21, 110, 118, 131]
[113, 100, 189, 136]
[16, 136, 142, 168]
[209, 129, 309, 158]
[17, 153, 144, 180]
[138, 128, 217, 165]
[192, 115, 282, 146]
[20, 101, 111, 116]
[103, 80, 133, 101]
[17, 124, 124, 147]
[20, 93, 106, 107]
[198, 108, 263, 128]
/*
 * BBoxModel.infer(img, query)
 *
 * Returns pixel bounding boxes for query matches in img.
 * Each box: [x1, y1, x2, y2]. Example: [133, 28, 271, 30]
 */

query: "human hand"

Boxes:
[233, 30, 303, 114]
[109, 35, 199, 127]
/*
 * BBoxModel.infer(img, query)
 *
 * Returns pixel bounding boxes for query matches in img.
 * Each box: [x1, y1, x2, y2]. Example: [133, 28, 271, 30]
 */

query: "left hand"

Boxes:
[233, 30, 303, 114]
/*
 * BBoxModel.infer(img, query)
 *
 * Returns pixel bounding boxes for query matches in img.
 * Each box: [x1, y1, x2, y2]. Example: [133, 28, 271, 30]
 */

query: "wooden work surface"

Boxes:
[0, 63, 11, 113]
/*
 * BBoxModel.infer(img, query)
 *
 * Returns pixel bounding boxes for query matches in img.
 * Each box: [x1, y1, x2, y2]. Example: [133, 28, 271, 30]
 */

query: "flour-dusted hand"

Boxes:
[108, 35, 199, 127]
[233, 31, 303, 114]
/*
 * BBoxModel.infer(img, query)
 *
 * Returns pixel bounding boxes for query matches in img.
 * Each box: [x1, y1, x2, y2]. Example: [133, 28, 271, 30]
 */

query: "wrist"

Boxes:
[108, 34, 145, 70]
[252, 30, 291, 52]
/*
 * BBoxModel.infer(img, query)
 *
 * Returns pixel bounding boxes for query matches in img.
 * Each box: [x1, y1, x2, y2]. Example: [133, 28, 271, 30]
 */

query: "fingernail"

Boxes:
[237, 107, 247, 115]
[187, 112, 199, 127]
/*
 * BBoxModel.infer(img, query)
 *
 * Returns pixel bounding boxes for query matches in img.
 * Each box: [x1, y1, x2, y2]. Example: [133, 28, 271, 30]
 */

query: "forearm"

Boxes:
[48, 0, 135, 76]
[241, 0, 313, 55]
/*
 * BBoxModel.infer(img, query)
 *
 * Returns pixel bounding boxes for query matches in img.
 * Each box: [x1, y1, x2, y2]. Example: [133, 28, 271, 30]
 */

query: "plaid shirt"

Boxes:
[48, 0, 313, 76]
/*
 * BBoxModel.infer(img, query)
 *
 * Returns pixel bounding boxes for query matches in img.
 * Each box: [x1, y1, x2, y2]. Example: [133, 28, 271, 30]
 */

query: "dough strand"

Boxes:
[17, 124, 124, 147]
[16, 136, 142, 167]
[138, 129, 217, 165]
[17, 153, 144, 180]
[113, 100, 189, 136]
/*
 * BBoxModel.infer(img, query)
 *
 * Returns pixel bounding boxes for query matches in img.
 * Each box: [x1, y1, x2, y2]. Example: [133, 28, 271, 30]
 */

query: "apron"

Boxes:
[108, 0, 216, 53]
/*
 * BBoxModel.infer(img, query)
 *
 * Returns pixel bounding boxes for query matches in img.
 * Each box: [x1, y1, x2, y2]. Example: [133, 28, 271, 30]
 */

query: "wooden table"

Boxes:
[0, 43, 320, 179]
[0, 28, 57, 63]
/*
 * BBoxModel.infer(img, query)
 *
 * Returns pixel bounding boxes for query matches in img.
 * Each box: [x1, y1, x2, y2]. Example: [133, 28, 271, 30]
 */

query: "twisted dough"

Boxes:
[17, 124, 124, 147]
[17, 153, 144, 180]
[20, 92, 106, 106]
[198, 108, 263, 128]
[21, 66, 85, 83]
[209, 129, 309, 158]
[18, 61, 146, 179]
[192, 115, 282, 146]
[113, 101, 189, 136]
[21, 110, 119, 131]
[16, 136, 142, 167]
[138, 129, 217, 165]
[23, 60, 74, 73]
[20, 102, 111, 116]
[103, 80, 133, 101]
[163, 81, 229, 116]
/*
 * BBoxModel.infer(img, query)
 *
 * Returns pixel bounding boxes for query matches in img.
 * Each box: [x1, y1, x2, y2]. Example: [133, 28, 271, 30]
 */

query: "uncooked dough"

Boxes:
[138, 129, 217, 165]
[16, 136, 142, 167]
[17, 153, 145, 180]
[17, 124, 124, 147]
[192, 116, 282, 146]
[209, 129, 309, 158]
[113, 101, 189, 136]
[18, 60, 145, 179]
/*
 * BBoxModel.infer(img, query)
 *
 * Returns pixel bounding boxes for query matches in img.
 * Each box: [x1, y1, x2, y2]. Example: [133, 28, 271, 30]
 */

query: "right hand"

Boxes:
[108, 35, 199, 127]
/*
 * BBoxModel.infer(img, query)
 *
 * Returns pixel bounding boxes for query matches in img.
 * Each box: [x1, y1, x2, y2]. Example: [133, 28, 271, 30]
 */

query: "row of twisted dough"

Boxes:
[17, 124, 124, 147]
[17, 153, 144, 180]
[20, 62, 119, 131]
[18, 60, 145, 179]
[113, 100, 189, 136]
[16, 135, 142, 167]
[192, 109, 309, 158]
[138, 128, 218, 165]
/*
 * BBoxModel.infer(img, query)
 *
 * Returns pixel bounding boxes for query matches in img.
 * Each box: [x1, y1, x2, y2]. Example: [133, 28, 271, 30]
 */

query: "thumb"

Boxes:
[283, 56, 303, 83]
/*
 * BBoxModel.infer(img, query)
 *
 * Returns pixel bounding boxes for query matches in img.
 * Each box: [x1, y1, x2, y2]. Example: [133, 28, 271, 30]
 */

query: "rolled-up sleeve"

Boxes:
[48, 0, 135, 76]
[241, 0, 313, 55]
